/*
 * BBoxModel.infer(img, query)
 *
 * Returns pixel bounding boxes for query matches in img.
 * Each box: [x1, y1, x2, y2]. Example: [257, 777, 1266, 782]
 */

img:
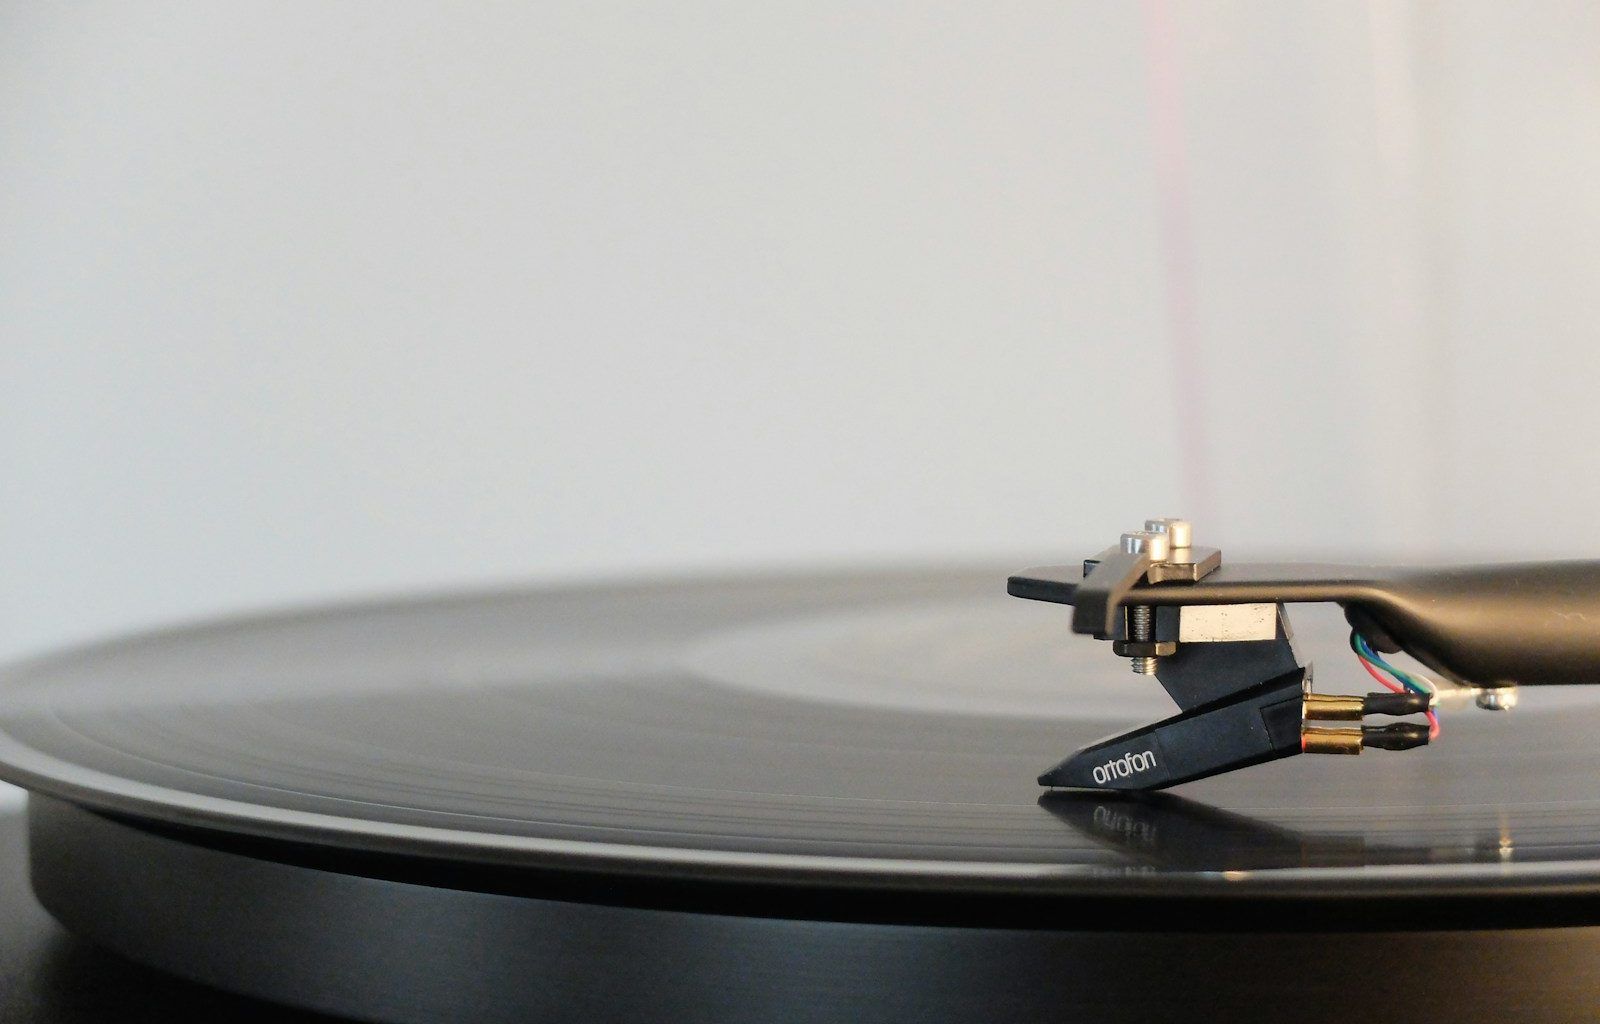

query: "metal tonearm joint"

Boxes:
[1009, 518, 1600, 790]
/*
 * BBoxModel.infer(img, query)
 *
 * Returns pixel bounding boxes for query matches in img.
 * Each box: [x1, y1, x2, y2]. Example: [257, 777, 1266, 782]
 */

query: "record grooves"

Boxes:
[7, 569, 1600, 1022]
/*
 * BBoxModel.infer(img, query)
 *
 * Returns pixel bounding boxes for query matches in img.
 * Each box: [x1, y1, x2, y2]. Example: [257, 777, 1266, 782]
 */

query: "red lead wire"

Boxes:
[1356, 655, 1441, 740]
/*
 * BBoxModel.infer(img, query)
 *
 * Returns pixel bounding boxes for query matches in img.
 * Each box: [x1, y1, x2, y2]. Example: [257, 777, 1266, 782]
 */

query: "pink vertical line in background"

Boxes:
[1140, 0, 1214, 526]
[1366, 1, 1445, 551]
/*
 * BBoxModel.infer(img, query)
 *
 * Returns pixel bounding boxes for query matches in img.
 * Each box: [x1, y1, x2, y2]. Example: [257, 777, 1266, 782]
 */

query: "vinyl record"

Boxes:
[14, 567, 1600, 1024]
[3, 566, 1600, 899]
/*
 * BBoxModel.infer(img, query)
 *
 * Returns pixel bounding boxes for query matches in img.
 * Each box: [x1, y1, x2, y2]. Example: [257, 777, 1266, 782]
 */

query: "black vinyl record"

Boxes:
[11, 567, 1600, 1024]
[2, 566, 1599, 898]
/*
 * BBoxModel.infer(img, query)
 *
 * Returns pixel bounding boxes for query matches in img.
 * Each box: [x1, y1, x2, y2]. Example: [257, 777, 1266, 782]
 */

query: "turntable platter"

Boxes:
[12, 569, 1600, 1024]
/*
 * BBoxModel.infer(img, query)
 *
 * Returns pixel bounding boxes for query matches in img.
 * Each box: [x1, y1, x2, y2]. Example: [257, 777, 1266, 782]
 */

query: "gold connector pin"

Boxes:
[1303, 694, 1365, 721]
[1302, 726, 1363, 755]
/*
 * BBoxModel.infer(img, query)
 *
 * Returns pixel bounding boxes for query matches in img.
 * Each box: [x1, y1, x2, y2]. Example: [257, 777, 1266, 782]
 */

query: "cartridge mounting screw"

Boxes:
[1127, 604, 1157, 675]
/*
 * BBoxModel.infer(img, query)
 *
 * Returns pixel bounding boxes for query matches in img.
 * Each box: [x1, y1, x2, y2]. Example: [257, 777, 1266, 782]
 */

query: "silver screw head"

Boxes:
[1121, 530, 1172, 562]
[1476, 687, 1518, 711]
[1144, 517, 1193, 549]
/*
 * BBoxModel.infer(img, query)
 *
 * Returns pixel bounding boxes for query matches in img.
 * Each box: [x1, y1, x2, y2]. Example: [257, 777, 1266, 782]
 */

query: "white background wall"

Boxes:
[4, 2, 1600, 666]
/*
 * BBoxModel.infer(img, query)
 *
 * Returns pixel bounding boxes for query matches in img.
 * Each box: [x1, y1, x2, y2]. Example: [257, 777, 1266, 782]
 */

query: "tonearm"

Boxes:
[1010, 518, 1600, 790]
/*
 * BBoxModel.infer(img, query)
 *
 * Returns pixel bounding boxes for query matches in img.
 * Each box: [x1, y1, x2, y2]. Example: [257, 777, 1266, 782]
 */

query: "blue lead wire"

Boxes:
[1353, 633, 1433, 700]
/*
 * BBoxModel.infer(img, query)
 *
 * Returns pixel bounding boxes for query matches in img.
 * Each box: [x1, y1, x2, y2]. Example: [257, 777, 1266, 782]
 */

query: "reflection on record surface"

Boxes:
[0, 569, 1597, 892]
